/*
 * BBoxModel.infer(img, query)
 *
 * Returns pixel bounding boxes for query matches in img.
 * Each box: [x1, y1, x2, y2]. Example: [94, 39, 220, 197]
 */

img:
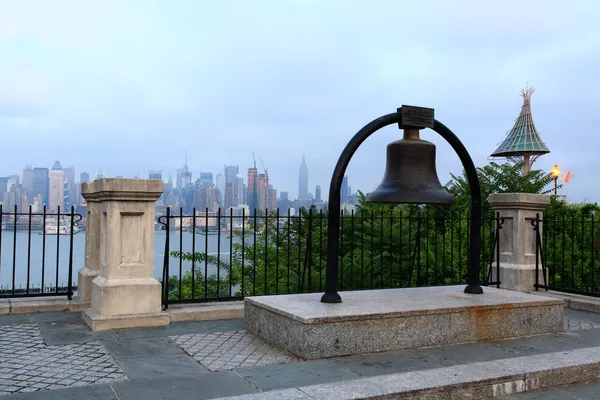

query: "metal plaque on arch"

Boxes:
[399, 105, 435, 129]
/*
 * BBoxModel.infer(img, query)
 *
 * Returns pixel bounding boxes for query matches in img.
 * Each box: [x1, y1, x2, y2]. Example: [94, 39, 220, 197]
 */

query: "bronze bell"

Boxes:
[366, 128, 454, 204]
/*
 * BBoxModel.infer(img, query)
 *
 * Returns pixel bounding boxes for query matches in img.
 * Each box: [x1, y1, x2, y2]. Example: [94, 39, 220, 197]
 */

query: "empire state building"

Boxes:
[298, 154, 308, 201]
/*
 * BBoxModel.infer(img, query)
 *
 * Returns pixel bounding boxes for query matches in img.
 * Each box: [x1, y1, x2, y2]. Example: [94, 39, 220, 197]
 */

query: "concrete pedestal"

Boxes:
[488, 193, 551, 292]
[77, 199, 101, 304]
[81, 179, 169, 331]
[245, 286, 564, 360]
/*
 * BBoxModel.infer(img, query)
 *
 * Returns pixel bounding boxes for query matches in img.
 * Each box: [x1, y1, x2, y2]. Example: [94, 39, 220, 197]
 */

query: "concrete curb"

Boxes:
[1, 297, 245, 321]
[3, 291, 599, 321]
[530, 290, 600, 314]
[0, 297, 86, 314]
[167, 301, 244, 322]
[215, 346, 600, 399]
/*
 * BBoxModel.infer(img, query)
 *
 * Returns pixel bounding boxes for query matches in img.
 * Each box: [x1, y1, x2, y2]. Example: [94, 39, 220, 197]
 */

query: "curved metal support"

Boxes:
[321, 111, 483, 303]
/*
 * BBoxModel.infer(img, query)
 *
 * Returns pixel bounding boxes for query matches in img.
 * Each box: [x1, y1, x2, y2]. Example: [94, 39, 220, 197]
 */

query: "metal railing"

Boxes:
[158, 207, 502, 308]
[0, 205, 82, 299]
[534, 211, 600, 297]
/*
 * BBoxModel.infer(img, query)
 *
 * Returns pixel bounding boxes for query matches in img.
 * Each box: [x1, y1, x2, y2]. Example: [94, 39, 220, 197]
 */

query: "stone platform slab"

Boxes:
[214, 345, 600, 399]
[244, 285, 565, 359]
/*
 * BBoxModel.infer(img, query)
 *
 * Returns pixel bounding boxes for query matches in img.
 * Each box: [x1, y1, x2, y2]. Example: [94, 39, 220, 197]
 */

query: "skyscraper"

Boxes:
[247, 166, 258, 212]
[257, 173, 268, 210]
[149, 170, 162, 180]
[22, 165, 33, 203]
[6, 174, 19, 190]
[165, 174, 173, 192]
[199, 172, 213, 188]
[32, 168, 49, 207]
[315, 185, 322, 203]
[177, 158, 192, 189]
[235, 174, 245, 205]
[225, 183, 234, 209]
[0, 177, 8, 202]
[215, 173, 225, 207]
[49, 161, 65, 212]
[64, 165, 75, 208]
[341, 175, 349, 203]
[224, 165, 239, 206]
[298, 154, 308, 201]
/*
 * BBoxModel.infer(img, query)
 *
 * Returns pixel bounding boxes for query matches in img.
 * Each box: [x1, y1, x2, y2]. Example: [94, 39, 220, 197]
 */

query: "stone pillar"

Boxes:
[488, 193, 551, 292]
[81, 178, 169, 331]
[77, 191, 101, 304]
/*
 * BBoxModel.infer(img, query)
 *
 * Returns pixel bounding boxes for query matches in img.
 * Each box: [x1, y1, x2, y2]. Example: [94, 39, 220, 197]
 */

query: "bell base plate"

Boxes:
[244, 285, 564, 360]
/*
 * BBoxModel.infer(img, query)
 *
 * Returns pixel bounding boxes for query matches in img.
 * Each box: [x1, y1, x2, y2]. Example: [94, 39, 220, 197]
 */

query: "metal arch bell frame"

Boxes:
[320, 109, 483, 303]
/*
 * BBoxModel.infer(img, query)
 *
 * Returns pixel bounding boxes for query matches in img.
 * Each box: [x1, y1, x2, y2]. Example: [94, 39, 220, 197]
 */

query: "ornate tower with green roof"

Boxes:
[490, 86, 550, 174]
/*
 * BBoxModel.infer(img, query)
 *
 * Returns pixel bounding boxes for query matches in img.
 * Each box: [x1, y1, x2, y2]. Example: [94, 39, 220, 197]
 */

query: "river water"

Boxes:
[0, 230, 234, 290]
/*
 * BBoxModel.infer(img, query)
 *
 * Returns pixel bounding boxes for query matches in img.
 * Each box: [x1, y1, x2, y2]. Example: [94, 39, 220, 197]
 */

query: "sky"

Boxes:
[1, 0, 599, 202]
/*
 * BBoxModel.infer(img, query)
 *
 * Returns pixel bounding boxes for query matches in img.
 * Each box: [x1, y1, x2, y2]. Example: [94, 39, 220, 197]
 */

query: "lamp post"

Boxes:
[551, 164, 561, 196]
[321, 106, 483, 304]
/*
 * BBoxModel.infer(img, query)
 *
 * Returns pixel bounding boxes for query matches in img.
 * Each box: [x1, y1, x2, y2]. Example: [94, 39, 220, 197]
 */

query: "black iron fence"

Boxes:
[534, 211, 600, 297]
[158, 207, 502, 308]
[0, 205, 82, 299]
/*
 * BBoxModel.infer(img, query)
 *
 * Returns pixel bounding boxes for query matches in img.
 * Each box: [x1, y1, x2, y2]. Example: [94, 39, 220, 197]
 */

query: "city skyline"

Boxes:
[0, 154, 330, 199]
[0, 154, 353, 213]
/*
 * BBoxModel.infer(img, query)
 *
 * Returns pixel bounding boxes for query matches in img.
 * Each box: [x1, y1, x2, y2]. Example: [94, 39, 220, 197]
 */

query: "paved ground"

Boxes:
[0, 308, 600, 399]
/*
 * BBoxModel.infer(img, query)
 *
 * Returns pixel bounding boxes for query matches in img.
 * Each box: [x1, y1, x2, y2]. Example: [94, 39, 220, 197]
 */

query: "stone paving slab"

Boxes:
[170, 330, 297, 371]
[0, 324, 126, 396]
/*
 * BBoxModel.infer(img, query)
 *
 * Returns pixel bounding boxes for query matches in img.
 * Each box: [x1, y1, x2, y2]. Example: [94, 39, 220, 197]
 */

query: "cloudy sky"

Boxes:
[1, 0, 599, 202]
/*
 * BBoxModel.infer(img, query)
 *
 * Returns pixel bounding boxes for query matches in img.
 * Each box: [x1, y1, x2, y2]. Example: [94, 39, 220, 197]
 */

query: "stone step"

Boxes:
[214, 345, 600, 399]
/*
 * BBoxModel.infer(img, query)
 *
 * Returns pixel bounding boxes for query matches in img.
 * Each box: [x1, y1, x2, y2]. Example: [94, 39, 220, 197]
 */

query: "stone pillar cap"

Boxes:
[487, 193, 551, 210]
[82, 178, 164, 202]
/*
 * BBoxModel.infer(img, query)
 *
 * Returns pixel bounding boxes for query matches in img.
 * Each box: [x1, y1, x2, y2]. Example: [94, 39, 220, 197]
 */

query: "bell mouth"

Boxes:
[366, 185, 454, 205]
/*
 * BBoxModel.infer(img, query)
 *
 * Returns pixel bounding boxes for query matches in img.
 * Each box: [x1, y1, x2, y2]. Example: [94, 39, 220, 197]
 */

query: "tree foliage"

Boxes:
[445, 161, 557, 214]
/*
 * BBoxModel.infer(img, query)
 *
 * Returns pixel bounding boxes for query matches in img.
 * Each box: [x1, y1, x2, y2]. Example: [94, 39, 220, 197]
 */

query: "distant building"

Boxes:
[3, 184, 28, 211]
[22, 165, 33, 203]
[257, 173, 268, 211]
[298, 154, 308, 201]
[64, 165, 75, 208]
[199, 172, 213, 188]
[247, 167, 259, 212]
[268, 186, 277, 211]
[216, 173, 225, 207]
[225, 182, 234, 209]
[315, 185, 322, 203]
[235, 174, 245, 206]
[78, 172, 90, 206]
[225, 165, 239, 206]
[164, 174, 173, 193]
[49, 161, 65, 212]
[7, 175, 19, 191]
[177, 159, 192, 189]
[149, 170, 162, 180]
[32, 167, 49, 207]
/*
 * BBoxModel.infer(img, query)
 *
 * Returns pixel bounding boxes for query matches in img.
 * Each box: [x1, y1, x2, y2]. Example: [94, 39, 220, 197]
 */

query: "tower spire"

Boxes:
[490, 85, 550, 174]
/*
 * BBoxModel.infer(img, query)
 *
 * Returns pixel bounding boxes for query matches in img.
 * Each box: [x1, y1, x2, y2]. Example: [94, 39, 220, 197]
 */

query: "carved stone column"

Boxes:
[81, 178, 169, 331]
[488, 193, 551, 292]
